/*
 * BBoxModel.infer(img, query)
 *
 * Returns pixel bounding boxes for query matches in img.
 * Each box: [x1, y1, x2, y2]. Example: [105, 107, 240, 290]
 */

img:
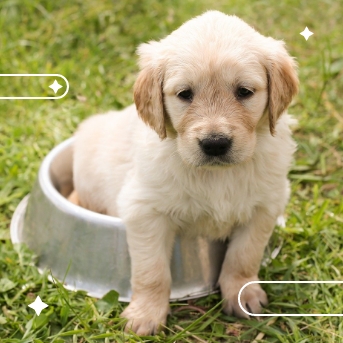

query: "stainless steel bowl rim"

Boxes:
[38, 137, 124, 228]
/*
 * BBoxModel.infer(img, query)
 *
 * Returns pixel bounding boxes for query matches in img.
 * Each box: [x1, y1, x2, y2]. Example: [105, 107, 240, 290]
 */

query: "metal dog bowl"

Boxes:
[10, 138, 227, 301]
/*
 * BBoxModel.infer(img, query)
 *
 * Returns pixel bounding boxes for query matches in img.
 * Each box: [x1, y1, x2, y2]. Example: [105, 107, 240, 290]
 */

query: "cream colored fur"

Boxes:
[71, 11, 298, 335]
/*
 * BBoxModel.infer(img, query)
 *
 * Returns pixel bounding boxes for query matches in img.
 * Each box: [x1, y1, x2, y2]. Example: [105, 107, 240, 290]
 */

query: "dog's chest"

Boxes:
[163, 169, 257, 239]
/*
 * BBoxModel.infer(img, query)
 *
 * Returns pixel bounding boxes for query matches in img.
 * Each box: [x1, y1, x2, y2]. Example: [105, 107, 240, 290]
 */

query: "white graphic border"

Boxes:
[238, 281, 343, 316]
[0, 74, 69, 99]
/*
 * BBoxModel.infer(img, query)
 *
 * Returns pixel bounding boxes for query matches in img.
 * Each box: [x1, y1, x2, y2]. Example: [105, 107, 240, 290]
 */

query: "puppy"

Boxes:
[71, 11, 298, 335]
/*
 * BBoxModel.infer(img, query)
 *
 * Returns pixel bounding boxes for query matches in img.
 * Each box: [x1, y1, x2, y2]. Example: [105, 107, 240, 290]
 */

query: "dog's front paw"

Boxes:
[220, 276, 268, 318]
[121, 297, 170, 336]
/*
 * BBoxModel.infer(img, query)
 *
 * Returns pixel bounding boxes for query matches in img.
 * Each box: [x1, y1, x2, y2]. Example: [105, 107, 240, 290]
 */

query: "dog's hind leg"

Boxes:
[67, 190, 80, 206]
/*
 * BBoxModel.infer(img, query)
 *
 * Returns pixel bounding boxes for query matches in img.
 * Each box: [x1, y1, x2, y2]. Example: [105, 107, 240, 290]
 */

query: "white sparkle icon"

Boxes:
[300, 27, 314, 41]
[28, 296, 48, 316]
[49, 79, 63, 94]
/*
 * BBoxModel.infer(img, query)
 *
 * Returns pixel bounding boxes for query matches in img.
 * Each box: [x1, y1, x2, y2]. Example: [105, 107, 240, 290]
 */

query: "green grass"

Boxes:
[1, 0, 343, 342]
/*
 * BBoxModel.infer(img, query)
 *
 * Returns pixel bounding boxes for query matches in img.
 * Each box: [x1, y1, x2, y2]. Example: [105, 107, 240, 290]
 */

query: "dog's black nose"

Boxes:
[199, 137, 232, 156]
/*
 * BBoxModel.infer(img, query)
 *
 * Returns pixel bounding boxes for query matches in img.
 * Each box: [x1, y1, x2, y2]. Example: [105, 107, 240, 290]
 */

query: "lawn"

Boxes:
[0, 0, 343, 342]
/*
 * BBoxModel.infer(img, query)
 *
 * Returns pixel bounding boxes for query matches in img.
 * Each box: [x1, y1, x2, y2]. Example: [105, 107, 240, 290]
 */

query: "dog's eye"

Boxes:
[177, 89, 193, 102]
[237, 87, 254, 98]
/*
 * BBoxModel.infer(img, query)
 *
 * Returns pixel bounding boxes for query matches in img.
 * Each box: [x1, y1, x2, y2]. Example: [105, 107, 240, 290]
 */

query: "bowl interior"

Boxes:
[50, 139, 74, 198]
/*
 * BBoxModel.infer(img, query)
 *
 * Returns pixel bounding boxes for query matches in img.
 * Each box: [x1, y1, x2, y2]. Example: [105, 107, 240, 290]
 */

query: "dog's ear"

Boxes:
[134, 42, 167, 140]
[265, 40, 299, 135]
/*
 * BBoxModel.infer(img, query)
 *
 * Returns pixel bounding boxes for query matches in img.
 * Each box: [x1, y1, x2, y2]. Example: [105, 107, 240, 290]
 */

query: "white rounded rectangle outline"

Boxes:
[238, 281, 343, 316]
[0, 74, 69, 99]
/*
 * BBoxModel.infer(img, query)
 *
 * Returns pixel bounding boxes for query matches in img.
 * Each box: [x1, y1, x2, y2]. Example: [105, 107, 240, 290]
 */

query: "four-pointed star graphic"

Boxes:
[300, 27, 314, 41]
[28, 296, 49, 316]
[49, 79, 63, 94]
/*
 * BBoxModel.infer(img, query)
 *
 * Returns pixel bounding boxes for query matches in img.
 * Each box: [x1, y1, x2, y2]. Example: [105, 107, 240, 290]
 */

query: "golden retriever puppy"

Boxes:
[71, 10, 298, 335]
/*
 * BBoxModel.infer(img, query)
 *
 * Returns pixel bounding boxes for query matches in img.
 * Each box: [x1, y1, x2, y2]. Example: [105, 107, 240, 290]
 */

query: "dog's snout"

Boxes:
[199, 137, 232, 156]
